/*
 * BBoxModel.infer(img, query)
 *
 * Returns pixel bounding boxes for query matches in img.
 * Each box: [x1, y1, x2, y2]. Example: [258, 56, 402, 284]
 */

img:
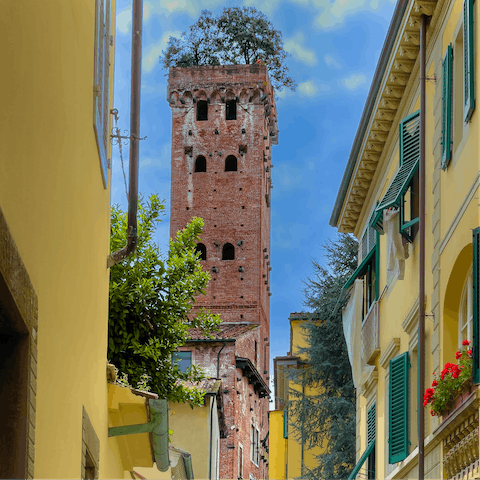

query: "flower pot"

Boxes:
[441, 380, 473, 419]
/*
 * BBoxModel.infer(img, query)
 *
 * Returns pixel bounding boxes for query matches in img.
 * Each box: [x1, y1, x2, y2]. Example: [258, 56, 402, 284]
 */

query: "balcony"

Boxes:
[434, 387, 479, 479]
[361, 302, 379, 365]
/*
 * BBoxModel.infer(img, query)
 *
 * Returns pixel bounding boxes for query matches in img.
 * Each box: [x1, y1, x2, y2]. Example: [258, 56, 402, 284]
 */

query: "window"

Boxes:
[454, 29, 464, 153]
[196, 243, 207, 261]
[459, 268, 473, 347]
[225, 155, 238, 172]
[472, 227, 479, 383]
[389, 352, 409, 464]
[238, 443, 244, 479]
[222, 243, 235, 260]
[371, 111, 420, 242]
[173, 351, 192, 373]
[251, 425, 260, 465]
[367, 404, 376, 479]
[283, 408, 288, 438]
[442, 44, 453, 169]
[195, 155, 207, 172]
[226, 100, 237, 120]
[343, 223, 379, 321]
[197, 100, 208, 121]
[464, 0, 475, 122]
[93, 0, 111, 188]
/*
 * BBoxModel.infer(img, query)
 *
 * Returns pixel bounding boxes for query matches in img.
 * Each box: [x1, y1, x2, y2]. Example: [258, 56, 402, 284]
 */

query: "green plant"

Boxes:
[108, 194, 221, 406]
[423, 340, 473, 416]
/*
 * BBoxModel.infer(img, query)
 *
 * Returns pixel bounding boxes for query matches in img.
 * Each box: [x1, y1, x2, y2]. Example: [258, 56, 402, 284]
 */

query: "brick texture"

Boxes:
[168, 65, 276, 479]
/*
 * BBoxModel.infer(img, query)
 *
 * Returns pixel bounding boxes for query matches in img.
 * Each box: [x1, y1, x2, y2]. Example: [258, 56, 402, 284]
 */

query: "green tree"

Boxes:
[161, 7, 296, 92]
[288, 234, 358, 479]
[108, 194, 220, 405]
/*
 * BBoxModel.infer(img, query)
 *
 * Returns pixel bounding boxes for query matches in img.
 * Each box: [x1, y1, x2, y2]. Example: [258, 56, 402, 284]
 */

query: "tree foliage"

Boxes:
[288, 234, 358, 479]
[108, 194, 220, 405]
[161, 7, 296, 92]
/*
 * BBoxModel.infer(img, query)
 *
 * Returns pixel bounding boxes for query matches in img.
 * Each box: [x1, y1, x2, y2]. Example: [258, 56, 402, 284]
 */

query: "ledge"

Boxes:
[432, 387, 479, 441]
[236, 356, 271, 398]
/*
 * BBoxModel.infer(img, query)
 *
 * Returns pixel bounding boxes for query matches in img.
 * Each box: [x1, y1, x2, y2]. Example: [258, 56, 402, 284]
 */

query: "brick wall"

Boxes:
[168, 65, 275, 479]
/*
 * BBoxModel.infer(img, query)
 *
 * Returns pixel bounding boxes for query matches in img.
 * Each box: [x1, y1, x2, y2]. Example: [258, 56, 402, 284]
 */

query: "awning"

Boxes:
[347, 439, 375, 479]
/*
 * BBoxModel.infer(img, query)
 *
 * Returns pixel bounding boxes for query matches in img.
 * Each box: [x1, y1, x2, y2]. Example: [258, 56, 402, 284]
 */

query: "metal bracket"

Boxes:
[421, 74, 437, 84]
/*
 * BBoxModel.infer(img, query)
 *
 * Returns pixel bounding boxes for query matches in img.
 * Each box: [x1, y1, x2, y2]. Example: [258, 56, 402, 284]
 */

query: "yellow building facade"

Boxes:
[0, 1, 162, 478]
[331, 0, 480, 478]
[270, 313, 323, 479]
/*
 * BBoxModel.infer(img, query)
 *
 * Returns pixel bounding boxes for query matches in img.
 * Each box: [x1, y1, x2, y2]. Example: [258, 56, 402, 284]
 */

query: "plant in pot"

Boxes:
[423, 340, 473, 417]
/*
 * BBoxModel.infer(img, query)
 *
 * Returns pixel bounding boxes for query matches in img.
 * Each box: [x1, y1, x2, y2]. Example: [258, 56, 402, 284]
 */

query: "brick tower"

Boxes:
[168, 65, 277, 480]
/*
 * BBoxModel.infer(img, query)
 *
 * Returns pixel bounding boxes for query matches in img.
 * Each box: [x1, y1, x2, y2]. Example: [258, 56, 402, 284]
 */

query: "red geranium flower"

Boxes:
[432, 380, 438, 387]
[467, 350, 473, 356]
[463, 340, 471, 346]
[456, 351, 461, 359]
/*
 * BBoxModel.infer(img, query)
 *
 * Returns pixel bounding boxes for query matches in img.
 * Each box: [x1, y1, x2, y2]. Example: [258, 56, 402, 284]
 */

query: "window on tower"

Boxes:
[225, 155, 237, 172]
[222, 243, 235, 260]
[194, 155, 207, 172]
[196, 243, 207, 261]
[196, 100, 208, 121]
[226, 100, 237, 120]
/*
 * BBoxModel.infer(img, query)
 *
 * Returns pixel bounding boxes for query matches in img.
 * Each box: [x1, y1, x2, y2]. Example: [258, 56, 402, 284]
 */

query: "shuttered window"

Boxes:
[473, 228, 480, 383]
[93, 0, 111, 188]
[389, 352, 409, 464]
[371, 112, 420, 236]
[442, 44, 453, 169]
[464, 0, 475, 122]
[367, 404, 376, 479]
[283, 408, 288, 438]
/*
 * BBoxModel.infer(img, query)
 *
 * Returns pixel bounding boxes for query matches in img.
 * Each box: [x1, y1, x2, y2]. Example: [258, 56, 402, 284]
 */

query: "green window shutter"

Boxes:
[473, 228, 480, 383]
[367, 403, 376, 445]
[348, 441, 375, 480]
[464, 0, 475, 122]
[442, 44, 453, 170]
[389, 352, 409, 464]
[371, 112, 420, 233]
[283, 408, 288, 438]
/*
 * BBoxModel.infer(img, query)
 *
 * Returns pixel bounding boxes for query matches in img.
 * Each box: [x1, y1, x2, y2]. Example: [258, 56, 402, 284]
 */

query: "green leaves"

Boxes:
[160, 7, 296, 93]
[108, 194, 220, 406]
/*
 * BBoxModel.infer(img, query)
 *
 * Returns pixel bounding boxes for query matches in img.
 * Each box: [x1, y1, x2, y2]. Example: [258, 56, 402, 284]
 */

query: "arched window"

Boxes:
[459, 268, 473, 346]
[222, 243, 235, 260]
[225, 155, 237, 172]
[195, 155, 207, 172]
[196, 243, 207, 261]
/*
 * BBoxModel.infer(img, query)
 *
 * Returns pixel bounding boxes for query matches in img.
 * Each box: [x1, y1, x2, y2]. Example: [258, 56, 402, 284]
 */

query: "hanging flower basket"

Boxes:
[423, 340, 473, 418]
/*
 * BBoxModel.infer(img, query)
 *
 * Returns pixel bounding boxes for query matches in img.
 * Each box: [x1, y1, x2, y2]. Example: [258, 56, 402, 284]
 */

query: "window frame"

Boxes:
[226, 99, 237, 120]
[250, 425, 260, 466]
[463, 0, 475, 123]
[196, 100, 208, 121]
[93, 0, 111, 189]
[172, 350, 192, 373]
[389, 352, 409, 464]
[442, 44, 453, 170]
[367, 403, 376, 479]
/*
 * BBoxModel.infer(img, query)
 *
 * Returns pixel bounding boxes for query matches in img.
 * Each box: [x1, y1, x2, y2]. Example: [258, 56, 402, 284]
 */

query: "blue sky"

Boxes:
[111, 0, 397, 392]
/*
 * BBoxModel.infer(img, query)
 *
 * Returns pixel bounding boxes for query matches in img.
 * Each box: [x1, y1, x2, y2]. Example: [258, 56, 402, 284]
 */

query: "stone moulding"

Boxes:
[336, 0, 441, 233]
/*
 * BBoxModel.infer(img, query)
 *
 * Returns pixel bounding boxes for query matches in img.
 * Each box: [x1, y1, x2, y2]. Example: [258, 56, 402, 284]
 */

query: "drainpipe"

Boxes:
[217, 341, 226, 379]
[418, 14, 427, 480]
[107, 0, 143, 268]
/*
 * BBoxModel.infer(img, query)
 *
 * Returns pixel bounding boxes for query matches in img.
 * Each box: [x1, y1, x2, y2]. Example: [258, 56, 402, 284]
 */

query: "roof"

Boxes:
[236, 356, 271, 398]
[177, 378, 221, 395]
[329, 0, 442, 233]
[187, 322, 259, 341]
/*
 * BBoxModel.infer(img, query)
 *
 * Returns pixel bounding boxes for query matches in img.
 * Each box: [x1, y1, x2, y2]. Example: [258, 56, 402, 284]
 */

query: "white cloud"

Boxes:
[142, 30, 182, 74]
[324, 54, 342, 69]
[314, 0, 395, 29]
[298, 79, 330, 97]
[284, 33, 318, 66]
[116, 4, 152, 35]
[341, 73, 367, 90]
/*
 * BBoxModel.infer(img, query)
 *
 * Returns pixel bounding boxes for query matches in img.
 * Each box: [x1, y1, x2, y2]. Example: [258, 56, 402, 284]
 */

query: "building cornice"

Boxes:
[330, 0, 441, 233]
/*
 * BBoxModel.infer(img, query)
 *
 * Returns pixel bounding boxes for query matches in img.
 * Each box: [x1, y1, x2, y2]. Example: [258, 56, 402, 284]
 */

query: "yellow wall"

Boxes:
[0, 1, 138, 478]
[270, 319, 324, 479]
[269, 410, 287, 480]
[347, 0, 480, 478]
